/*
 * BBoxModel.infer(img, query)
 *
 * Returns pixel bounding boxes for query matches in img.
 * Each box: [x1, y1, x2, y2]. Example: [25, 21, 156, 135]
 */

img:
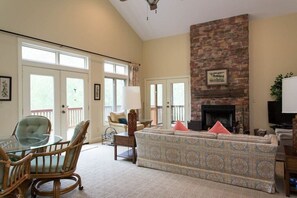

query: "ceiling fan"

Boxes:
[120, 0, 160, 11]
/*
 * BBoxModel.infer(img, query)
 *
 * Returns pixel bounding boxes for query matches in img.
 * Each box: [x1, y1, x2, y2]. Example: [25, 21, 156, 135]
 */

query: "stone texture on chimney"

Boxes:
[190, 14, 249, 132]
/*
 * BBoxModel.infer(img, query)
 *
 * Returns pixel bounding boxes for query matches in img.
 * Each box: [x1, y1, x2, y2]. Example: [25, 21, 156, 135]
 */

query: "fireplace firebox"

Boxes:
[201, 105, 235, 132]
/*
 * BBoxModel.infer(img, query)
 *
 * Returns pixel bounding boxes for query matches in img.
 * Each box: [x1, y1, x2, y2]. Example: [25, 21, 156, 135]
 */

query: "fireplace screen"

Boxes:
[201, 105, 235, 131]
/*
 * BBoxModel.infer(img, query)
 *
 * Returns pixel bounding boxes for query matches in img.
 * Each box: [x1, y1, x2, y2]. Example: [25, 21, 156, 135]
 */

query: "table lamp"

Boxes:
[123, 86, 141, 136]
[282, 76, 297, 151]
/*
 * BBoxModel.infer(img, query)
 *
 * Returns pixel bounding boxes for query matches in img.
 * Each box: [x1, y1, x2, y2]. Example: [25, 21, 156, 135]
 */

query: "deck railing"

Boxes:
[32, 105, 184, 128]
[31, 107, 83, 128]
[150, 105, 185, 125]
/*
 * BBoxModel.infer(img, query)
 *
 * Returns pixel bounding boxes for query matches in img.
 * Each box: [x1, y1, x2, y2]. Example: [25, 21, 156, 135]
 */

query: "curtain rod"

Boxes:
[0, 28, 138, 65]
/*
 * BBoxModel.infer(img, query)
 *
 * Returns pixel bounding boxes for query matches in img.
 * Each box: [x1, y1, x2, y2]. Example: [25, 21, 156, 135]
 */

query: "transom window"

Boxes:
[21, 43, 88, 69]
[104, 62, 127, 75]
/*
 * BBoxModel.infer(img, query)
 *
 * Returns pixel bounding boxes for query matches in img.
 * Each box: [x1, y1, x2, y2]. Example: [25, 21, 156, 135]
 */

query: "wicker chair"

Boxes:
[12, 115, 51, 137]
[0, 147, 32, 197]
[11, 115, 52, 158]
[30, 120, 89, 198]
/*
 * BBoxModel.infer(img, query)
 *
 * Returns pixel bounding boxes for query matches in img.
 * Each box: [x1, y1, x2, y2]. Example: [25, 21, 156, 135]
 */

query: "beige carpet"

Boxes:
[27, 144, 296, 198]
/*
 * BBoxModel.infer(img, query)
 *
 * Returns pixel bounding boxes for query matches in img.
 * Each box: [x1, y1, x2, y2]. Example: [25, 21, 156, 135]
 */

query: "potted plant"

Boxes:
[270, 72, 293, 101]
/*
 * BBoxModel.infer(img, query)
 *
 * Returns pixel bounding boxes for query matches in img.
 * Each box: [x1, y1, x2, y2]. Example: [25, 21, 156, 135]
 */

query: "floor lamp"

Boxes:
[282, 76, 297, 151]
[123, 86, 141, 136]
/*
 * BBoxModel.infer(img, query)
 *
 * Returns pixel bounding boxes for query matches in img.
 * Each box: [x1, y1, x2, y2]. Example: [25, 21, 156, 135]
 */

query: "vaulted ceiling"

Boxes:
[109, 0, 297, 41]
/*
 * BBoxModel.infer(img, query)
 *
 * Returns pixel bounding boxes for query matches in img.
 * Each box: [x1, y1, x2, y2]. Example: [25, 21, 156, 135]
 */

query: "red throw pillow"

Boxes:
[174, 121, 188, 131]
[208, 121, 231, 134]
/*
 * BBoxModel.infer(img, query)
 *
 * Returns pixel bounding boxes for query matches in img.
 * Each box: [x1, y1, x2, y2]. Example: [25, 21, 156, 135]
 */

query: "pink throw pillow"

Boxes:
[208, 121, 231, 134]
[174, 121, 188, 131]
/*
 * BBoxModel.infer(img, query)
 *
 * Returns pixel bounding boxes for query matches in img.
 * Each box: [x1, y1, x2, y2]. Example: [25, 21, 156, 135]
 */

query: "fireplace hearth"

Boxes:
[201, 105, 235, 132]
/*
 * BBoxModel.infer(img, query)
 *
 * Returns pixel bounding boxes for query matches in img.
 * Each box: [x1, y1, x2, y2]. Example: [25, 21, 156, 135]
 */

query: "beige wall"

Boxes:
[0, 0, 142, 140]
[143, 13, 297, 132]
[142, 33, 190, 79]
[250, 13, 297, 132]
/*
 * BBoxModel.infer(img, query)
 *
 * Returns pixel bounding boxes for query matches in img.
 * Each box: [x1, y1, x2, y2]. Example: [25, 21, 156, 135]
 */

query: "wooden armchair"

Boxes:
[30, 120, 90, 198]
[0, 147, 32, 198]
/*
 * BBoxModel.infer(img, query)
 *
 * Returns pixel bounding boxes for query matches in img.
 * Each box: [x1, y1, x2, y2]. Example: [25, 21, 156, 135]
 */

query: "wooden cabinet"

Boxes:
[284, 145, 297, 196]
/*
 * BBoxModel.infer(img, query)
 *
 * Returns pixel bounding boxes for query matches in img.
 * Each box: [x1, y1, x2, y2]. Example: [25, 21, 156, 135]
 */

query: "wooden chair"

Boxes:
[0, 147, 32, 198]
[30, 120, 90, 198]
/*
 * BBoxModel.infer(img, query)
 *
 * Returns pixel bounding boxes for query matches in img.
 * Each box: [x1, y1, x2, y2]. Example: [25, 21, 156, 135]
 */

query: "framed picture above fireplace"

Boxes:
[206, 69, 228, 85]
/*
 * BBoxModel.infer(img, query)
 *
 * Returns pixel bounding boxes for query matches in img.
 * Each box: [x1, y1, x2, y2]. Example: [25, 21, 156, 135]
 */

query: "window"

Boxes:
[22, 46, 56, 64]
[21, 43, 88, 69]
[104, 62, 127, 75]
[104, 62, 128, 122]
[59, 53, 86, 68]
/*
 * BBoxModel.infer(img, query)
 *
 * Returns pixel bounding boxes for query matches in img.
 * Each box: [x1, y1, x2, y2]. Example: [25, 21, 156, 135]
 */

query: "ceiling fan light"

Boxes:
[146, 0, 159, 10]
[148, 0, 159, 3]
[150, 4, 157, 10]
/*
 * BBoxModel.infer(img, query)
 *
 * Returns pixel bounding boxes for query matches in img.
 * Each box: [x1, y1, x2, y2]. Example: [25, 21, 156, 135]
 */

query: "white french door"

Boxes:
[22, 66, 89, 141]
[145, 77, 190, 129]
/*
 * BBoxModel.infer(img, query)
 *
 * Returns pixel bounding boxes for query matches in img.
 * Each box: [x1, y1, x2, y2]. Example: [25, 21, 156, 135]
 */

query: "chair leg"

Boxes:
[73, 173, 84, 190]
[53, 179, 61, 198]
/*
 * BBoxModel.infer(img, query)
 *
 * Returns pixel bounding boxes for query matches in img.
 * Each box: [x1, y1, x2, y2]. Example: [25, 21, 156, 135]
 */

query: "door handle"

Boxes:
[61, 110, 66, 114]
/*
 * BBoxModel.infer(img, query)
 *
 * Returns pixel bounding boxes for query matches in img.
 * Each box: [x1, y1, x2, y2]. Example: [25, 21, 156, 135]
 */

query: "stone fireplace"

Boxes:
[201, 105, 235, 131]
[190, 14, 249, 132]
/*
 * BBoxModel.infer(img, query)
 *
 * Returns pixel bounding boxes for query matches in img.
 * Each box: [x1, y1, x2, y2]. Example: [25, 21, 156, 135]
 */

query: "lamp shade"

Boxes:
[122, 86, 141, 110]
[282, 76, 297, 113]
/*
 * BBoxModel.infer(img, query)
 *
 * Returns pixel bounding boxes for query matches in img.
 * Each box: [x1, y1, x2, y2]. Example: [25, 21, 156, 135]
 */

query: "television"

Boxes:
[268, 101, 294, 128]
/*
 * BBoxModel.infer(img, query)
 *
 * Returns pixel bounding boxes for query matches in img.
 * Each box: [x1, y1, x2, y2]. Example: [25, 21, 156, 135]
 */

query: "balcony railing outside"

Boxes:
[32, 105, 184, 128]
[31, 107, 83, 128]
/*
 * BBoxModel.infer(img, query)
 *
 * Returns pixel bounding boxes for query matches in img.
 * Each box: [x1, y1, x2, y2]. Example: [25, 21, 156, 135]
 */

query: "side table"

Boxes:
[114, 132, 136, 164]
[284, 145, 297, 196]
[139, 119, 153, 128]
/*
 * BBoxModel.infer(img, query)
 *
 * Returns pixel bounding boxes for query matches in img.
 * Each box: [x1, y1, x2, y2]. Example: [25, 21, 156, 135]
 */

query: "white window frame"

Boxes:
[17, 38, 90, 119]
[21, 39, 89, 71]
[103, 61, 128, 123]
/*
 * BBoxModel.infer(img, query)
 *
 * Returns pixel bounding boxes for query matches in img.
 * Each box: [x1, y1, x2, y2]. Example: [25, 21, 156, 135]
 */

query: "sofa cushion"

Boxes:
[142, 128, 174, 135]
[218, 134, 272, 144]
[174, 131, 217, 139]
[110, 112, 126, 123]
[208, 121, 231, 134]
[173, 121, 188, 131]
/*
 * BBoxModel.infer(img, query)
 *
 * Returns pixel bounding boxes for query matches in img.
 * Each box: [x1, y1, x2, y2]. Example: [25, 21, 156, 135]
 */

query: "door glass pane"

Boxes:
[157, 84, 163, 127]
[150, 84, 163, 127]
[104, 78, 114, 121]
[65, 78, 84, 140]
[171, 83, 185, 125]
[116, 79, 125, 111]
[30, 74, 54, 129]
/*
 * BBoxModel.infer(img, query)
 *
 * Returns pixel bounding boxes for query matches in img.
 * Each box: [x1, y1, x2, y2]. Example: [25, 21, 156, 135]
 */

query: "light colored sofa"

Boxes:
[107, 112, 144, 133]
[135, 128, 278, 193]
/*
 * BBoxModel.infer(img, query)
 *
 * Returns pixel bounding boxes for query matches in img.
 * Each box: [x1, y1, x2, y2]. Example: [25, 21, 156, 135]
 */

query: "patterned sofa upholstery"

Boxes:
[135, 128, 278, 193]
